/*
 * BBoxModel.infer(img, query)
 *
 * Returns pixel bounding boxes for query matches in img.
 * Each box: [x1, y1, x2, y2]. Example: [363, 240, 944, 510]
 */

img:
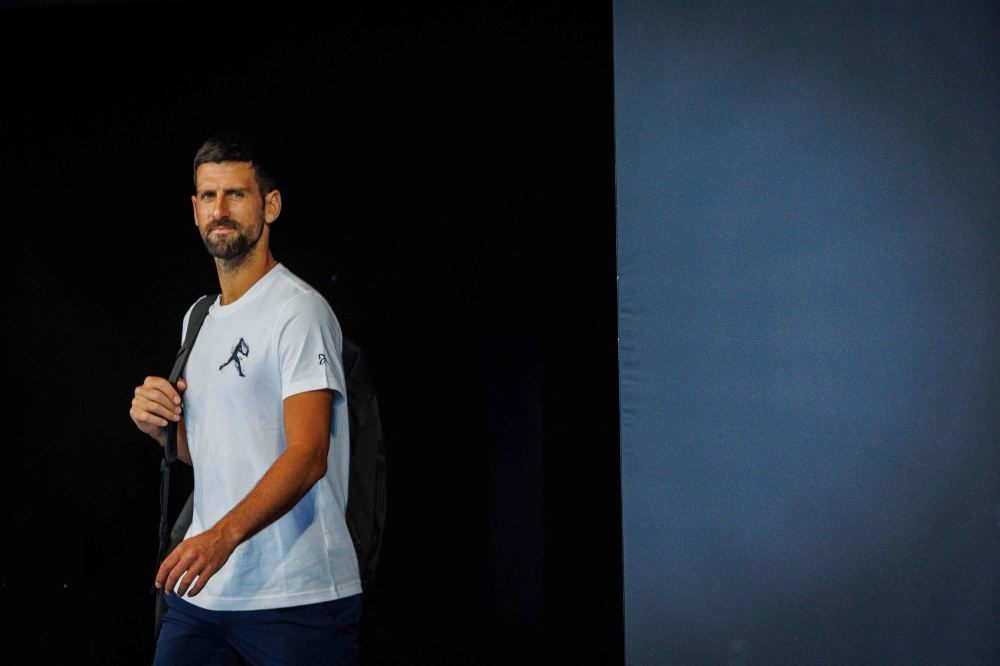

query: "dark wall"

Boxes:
[3, 2, 622, 664]
[615, 1, 999, 664]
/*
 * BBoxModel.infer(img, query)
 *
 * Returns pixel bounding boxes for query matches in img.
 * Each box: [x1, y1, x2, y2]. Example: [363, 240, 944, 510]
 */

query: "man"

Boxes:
[130, 134, 362, 665]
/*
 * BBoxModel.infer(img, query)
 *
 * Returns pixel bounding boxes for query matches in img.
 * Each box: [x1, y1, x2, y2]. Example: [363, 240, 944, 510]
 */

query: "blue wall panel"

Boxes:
[614, 2, 999, 663]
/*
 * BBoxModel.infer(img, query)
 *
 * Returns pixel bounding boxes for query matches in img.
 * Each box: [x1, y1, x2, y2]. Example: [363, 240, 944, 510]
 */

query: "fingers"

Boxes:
[175, 567, 202, 598]
[177, 378, 187, 392]
[164, 553, 215, 597]
[135, 385, 180, 413]
[143, 376, 182, 406]
[131, 395, 180, 426]
[157, 545, 215, 598]
[186, 571, 211, 597]
[176, 557, 217, 597]
[131, 377, 183, 434]
[155, 549, 180, 591]
[130, 407, 167, 434]
[164, 561, 191, 597]
[158, 548, 198, 596]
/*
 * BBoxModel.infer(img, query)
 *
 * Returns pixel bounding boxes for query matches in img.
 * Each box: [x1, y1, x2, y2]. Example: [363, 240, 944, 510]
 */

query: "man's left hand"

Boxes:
[155, 527, 239, 598]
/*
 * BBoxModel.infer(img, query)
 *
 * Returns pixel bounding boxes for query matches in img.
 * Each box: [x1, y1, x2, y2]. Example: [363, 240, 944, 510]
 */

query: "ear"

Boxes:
[191, 195, 199, 226]
[264, 189, 282, 224]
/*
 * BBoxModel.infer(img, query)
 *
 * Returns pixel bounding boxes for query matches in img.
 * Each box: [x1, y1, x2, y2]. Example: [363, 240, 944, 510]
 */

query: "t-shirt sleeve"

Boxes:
[275, 291, 347, 402]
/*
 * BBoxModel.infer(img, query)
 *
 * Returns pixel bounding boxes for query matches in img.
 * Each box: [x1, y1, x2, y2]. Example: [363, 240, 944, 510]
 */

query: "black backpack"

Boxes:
[154, 294, 386, 638]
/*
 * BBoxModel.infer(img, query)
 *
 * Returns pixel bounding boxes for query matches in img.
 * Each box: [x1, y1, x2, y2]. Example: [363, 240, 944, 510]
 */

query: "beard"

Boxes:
[201, 213, 265, 264]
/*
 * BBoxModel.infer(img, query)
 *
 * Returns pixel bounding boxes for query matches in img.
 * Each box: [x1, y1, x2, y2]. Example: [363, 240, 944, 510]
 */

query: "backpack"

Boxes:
[154, 294, 386, 638]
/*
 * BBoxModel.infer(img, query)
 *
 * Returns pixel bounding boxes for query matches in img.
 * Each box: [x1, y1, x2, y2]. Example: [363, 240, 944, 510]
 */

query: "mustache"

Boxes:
[206, 218, 241, 233]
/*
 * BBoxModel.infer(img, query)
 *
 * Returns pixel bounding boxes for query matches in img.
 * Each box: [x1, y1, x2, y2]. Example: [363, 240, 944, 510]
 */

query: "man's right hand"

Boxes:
[130, 376, 185, 446]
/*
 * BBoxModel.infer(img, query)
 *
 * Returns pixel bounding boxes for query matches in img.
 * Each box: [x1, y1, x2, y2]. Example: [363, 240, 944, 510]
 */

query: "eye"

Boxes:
[201, 192, 215, 200]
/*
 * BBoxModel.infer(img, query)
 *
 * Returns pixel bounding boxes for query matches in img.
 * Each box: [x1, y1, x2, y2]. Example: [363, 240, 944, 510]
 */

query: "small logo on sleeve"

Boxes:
[219, 338, 250, 377]
[318, 353, 327, 365]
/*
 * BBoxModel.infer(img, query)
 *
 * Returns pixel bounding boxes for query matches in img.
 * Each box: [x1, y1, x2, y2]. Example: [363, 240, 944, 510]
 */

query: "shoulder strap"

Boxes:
[154, 294, 217, 640]
[163, 295, 216, 464]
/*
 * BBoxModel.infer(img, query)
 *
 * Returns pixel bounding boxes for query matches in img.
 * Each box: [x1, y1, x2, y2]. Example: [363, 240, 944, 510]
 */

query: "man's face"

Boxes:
[192, 162, 270, 262]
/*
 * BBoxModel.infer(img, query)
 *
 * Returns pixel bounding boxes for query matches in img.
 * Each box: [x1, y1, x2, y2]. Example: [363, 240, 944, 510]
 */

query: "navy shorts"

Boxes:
[153, 593, 362, 666]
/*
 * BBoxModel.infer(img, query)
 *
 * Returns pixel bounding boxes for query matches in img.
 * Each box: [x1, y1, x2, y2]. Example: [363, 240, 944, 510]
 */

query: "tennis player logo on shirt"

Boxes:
[219, 338, 250, 377]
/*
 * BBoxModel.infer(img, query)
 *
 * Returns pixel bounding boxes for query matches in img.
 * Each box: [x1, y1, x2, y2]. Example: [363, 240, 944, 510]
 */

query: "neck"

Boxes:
[215, 237, 277, 306]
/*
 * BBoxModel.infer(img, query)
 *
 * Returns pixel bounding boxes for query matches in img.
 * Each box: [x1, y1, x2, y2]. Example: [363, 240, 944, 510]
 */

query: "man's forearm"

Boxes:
[211, 446, 327, 548]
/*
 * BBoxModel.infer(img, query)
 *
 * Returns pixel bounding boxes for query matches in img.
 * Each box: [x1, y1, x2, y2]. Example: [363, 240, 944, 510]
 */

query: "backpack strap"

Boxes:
[154, 294, 216, 640]
[164, 294, 216, 464]
[157, 294, 215, 549]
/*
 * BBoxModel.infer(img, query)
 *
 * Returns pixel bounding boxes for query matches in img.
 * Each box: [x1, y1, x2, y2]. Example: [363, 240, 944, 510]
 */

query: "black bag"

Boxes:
[154, 294, 386, 639]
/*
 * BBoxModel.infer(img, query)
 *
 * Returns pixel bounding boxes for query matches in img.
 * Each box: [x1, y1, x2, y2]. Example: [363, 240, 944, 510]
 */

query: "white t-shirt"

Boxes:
[178, 263, 361, 611]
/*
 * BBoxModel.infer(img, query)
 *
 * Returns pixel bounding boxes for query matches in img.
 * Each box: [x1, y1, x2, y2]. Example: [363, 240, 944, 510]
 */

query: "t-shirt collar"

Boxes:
[210, 263, 286, 317]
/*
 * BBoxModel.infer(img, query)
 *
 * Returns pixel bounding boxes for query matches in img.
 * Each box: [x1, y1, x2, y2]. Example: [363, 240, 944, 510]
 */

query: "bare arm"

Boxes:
[155, 389, 334, 597]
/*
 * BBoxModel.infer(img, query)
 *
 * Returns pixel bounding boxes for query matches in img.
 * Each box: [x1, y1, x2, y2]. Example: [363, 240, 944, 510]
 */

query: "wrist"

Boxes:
[213, 517, 246, 550]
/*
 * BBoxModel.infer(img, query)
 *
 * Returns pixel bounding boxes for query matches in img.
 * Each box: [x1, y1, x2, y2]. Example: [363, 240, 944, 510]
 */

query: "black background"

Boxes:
[2, 2, 622, 664]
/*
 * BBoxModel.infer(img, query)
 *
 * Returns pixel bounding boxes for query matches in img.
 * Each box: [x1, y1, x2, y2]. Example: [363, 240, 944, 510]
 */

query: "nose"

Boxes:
[212, 196, 230, 220]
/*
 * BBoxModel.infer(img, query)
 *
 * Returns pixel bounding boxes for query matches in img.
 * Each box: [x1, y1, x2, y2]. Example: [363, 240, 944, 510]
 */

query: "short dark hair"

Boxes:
[193, 132, 277, 195]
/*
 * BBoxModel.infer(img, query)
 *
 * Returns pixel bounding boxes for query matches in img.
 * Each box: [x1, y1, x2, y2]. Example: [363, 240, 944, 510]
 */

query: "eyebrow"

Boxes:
[199, 187, 249, 196]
